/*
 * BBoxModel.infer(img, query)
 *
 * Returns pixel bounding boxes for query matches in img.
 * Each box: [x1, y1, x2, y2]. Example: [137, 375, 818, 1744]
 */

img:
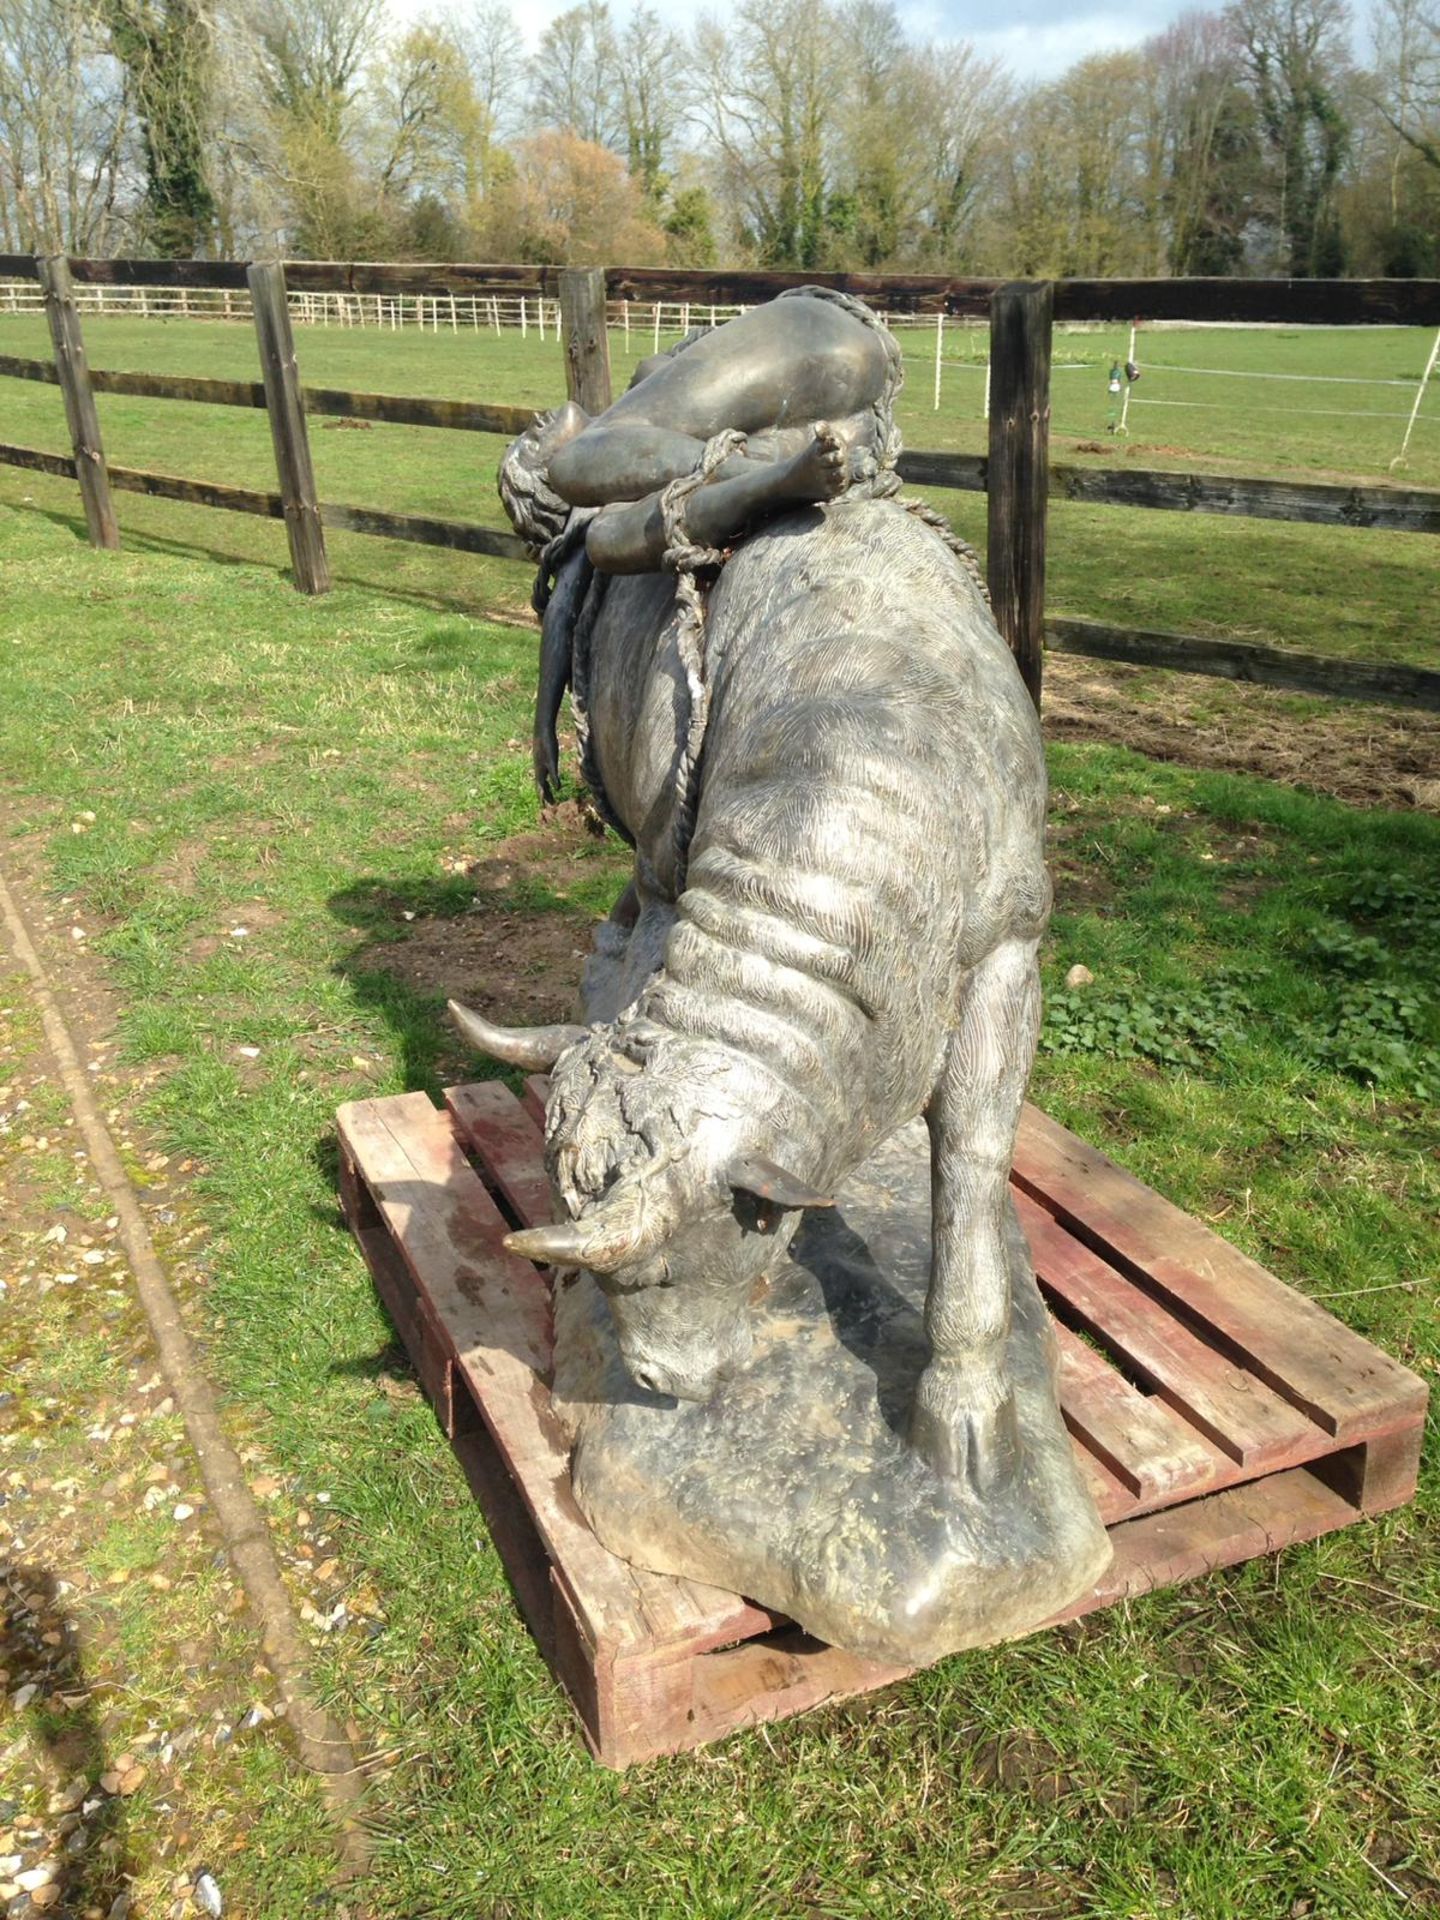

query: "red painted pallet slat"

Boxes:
[1013, 1105, 1427, 1440]
[1017, 1189, 1316, 1470]
[336, 1082, 1427, 1767]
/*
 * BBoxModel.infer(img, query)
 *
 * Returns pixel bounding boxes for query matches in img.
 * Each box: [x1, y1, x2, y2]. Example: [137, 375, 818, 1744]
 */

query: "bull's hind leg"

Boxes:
[910, 935, 1041, 1491]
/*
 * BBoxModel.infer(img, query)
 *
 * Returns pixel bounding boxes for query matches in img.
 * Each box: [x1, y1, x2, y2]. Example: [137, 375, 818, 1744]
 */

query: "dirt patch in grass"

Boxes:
[356, 817, 610, 1027]
[1044, 653, 1440, 812]
[363, 903, 594, 1025]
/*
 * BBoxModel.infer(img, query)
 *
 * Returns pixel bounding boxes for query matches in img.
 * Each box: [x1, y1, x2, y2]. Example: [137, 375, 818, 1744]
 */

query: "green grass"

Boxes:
[1, 312, 1437, 668]
[0, 501, 1436, 1916]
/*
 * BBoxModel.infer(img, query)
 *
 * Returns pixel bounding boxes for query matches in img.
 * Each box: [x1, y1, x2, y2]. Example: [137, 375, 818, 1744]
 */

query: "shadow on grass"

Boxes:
[327, 861, 600, 1099]
[23, 499, 533, 629]
[1, 1565, 136, 1913]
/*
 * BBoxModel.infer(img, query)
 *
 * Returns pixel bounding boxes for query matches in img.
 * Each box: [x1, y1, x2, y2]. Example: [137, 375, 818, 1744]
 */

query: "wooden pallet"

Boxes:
[336, 1080, 1427, 1769]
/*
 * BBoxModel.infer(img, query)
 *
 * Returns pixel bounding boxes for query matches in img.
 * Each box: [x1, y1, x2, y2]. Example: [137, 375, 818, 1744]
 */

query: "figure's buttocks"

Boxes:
[608, 296, 891, 441]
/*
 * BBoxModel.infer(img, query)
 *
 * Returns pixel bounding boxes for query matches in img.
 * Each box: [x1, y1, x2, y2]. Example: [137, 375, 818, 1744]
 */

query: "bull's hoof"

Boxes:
[909, 1357, 1021, 1494]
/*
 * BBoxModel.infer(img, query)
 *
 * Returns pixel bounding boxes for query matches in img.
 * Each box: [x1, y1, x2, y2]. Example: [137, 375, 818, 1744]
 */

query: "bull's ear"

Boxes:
[726, 1155, 833, 1211]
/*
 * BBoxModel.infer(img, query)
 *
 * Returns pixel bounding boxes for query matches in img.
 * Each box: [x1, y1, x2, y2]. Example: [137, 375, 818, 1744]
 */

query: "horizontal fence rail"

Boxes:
[0, 439, 529, 561]
[1048, 619, 1440, 709]
[4, 351, 1433, 536]
[5, 255, 1440, 325]
[2, 254, 1437, 713]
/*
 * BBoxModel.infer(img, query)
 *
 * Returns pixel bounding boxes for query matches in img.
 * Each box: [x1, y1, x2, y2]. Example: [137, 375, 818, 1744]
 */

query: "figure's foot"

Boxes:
[909, 1355, 1021, 1494]
[779, 422, 850, 504]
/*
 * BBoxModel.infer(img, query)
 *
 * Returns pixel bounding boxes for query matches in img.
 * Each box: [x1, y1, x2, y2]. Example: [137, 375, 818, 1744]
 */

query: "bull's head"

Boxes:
[450, 1000, 831, 1401]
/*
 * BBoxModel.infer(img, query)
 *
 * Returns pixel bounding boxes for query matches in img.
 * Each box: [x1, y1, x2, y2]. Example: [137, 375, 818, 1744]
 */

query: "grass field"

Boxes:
[1, 500, 1437, 1916]
[1, 313, 1438, 670]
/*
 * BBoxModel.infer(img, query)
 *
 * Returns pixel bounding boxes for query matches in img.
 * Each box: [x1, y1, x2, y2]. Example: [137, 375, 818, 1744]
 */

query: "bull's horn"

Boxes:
[727, 1155, 833, 1210]
[504, 1178, 674, 1275]
[447, 999, 587, 1071]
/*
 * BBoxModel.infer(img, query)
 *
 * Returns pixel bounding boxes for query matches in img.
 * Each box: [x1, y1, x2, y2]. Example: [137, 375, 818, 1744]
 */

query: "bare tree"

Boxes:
[904, 40, 1012, 268]
[248, 0, 383, 141]
[690, 0, 844, 266]
[1370, 0, 1440, 181]
[369, 20, 485, 199]
[460, 0, 524, 144]
[0, 0, 135, 251]
[530, 1, 621, 149]
[99, 0, 217, 253]
[615, 6, 686, 203]
[1147, 11, 1257, 274]
[1227, 0, 1353, 272]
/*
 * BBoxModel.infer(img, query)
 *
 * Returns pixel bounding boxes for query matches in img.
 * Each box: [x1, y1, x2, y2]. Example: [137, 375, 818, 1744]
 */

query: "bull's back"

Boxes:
[646, 499, 1048, 1165]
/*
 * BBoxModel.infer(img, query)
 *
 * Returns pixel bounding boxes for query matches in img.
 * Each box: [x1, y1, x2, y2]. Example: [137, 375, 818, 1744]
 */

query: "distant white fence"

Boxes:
[6, 280, 1429, 444]
[0, 277, 981, 341]
[0, 279, 567, 334]
[0, 280, 993, 411]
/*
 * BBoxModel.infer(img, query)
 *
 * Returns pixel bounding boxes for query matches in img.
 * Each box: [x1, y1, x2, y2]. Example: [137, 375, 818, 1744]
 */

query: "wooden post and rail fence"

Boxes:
[1, 253, 1438, 711]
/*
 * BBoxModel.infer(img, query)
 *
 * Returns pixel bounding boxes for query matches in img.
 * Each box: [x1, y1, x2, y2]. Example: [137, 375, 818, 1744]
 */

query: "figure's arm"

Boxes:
[586, 426, 850, 575]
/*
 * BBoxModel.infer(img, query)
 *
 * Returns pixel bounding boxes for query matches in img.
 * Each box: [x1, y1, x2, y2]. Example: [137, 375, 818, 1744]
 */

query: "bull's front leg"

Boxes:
[910, 935, 1040, 1492]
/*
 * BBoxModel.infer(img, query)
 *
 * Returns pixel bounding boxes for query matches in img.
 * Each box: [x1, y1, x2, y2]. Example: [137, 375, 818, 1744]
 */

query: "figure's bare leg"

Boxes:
[550, 422, 753, 506]
[910, 936, 1041, 1491]
[586, 425, 849, 574]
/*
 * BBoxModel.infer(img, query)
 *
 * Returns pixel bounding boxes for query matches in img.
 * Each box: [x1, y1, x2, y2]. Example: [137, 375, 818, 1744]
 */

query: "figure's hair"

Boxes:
[497, 410, 573, 553]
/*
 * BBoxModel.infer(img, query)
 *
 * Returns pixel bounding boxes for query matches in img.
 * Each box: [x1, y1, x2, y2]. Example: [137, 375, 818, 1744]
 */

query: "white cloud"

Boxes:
[391, 0, 1380, 86]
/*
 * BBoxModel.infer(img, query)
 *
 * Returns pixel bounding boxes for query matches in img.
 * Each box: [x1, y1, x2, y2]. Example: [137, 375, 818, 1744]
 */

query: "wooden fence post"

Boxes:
[38, 255, 119, 551]
[559, 267, 613, 415]
[986, 280, 1053, 710]
[247, 261, 330, 594]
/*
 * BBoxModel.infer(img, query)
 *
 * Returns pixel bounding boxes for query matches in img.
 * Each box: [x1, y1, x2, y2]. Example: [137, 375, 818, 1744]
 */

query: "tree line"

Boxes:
[2, 0, 1438, 277]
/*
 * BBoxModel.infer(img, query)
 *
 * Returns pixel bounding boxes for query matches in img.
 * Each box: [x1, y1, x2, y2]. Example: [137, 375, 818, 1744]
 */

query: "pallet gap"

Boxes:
[1038, 1280, 1249, 1464]
[1017, 1168, 1314, 1402]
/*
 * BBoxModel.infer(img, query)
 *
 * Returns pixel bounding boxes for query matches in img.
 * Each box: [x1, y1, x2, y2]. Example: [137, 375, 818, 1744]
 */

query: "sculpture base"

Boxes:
[335, 1082, 1426, 1769]
[554, 1123, 1111, 1665]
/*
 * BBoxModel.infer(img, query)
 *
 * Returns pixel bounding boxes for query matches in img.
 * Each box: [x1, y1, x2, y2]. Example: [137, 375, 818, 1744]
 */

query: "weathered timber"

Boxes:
[29, 258, 1440, 326]
[898, 448, 1440, 535]
[291, 261, 552, 297]
[106, 463, 284, 518]
[63, 256, 252, 289]
[0, 440, 77, 479]
[0, 353, 61, 387]
[1047, 463, 1440, 533]
[895, 449, 988, 492]
[38, 255, 118, 550]
[0, 253, 39, 279]
[91, 367, 267, 410]
[605, 267, 999, 315]
[987, 280, 1053, 708]
[247, 262, 330, 594]
[0, 354, 536, 436]
[90, 458, 529, 566]
[302, 387, 534, 436]
[559, 267, 613, 415]
[318, 501, 529, 560]
[1046, 617, 1440, 711]
[9, 354, 1430, 536]
[1053, 277, 1440, 327]
[2, 354, 266, 415]
[56, 256, 553, 295]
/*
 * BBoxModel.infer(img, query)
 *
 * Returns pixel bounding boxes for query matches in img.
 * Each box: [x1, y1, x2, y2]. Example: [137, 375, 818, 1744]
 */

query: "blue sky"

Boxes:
[895, 0, 1191, 78]
[492, 0, 1226, 81]
[417, 0, 1379, 85]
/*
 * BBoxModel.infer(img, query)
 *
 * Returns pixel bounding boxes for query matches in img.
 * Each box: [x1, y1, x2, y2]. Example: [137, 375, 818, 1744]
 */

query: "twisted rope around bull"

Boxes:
[658, 428, 749, 891]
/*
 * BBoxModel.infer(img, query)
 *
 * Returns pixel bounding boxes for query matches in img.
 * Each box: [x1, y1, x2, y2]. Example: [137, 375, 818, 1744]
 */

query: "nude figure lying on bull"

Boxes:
[453, 290, 1052, 1497]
